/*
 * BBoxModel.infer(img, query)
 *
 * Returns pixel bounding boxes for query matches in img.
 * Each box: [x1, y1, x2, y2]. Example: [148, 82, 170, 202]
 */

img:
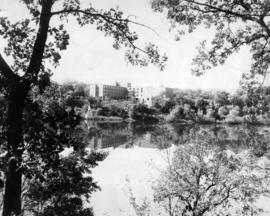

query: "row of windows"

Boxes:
[104, 90, 127, 94]
[103, 86, 126, 90]
[104, 89, 127, 93]
[104, 89, 126, 92]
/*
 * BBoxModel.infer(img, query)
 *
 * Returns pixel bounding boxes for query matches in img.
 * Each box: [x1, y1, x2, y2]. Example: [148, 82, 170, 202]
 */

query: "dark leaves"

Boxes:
[0, 18, 36, 73]
[25, 155, 98, 216]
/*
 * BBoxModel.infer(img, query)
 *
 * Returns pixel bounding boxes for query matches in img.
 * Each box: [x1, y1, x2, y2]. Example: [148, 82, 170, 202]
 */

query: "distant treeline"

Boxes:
[2, 81, 269, 124]
[152, 87, 270, 124]
[59, 81, 270, 124]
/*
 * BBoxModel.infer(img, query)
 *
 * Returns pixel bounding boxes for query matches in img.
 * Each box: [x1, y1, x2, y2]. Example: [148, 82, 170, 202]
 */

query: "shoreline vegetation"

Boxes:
[26, 81, 269, 126]
[1, 82, 270, 216]
[2, 1, 270, 215]
[84, 105, 270, 126]
[2, 81, 268, 125]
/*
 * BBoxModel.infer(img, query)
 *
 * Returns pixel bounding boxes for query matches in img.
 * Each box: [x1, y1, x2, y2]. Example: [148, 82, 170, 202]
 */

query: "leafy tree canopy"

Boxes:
[153, 130, 270, 216]
[0, 1, 167, 215]
[0, 0, 167, 93]
[151, 0, 270, 78]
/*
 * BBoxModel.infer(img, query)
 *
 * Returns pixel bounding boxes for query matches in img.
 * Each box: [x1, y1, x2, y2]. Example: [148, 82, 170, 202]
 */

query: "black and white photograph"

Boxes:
[0, 0, 270, 215]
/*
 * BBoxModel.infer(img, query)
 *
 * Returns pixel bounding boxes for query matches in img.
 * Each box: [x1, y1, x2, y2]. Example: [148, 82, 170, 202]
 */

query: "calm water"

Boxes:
[76, 121, 270, 153]
[73, 122, 270, 216]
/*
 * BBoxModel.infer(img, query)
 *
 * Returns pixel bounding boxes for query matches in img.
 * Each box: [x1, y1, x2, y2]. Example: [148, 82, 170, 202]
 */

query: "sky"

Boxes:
[0, 0, 259, 92]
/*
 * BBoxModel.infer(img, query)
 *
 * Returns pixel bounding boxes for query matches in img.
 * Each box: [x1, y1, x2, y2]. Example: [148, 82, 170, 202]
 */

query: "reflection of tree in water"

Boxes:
[147, 123, 270, 153]
[95, 122, 129, 131]
[170, 123, 194, 138]
[153, 131, 270, 216]
[74, 121, 270, 153]
[124, 123, 159, 148]
[231, 126, 270, 157]
[178, 125, 270, 157]
[147, 124, 181, 149]
[129, 123, 157, 136]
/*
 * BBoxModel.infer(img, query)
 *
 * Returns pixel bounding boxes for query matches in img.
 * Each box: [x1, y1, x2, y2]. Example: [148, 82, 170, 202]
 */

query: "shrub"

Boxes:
[224, 106, 243, 124]
[129, 104, 158, 122]
[161, 100, 176, 114]
[218, 106, 229, 119]
[165, 105, 184, 122]
[205, 108, 218, 122]
[95, 105, 128, 119]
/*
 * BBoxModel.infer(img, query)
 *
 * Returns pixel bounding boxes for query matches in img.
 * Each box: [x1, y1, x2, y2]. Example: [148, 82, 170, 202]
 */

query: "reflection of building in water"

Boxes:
[86, 122, 183, 149]
[102, 135, 129, 148]
[135, 132, 157, 148]
[89, 132, 158, 149]
[88, 126, 131, 149]
[85, 123, 270, 151]
[89, 135, 129, 149]
[89, 136, 102, 149]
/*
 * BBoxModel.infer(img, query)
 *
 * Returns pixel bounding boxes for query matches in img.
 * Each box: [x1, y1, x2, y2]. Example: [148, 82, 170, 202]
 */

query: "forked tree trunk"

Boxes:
[2, 82, 29, 216]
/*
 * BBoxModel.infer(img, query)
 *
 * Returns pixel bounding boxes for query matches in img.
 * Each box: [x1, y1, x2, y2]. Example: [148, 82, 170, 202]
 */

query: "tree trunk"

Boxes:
[2, 82, 29, 216]
[2, 1, 55, 214]
[2, 158, 22, 216]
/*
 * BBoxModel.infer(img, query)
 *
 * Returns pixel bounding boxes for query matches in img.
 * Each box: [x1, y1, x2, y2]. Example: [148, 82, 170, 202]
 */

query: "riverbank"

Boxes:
[84, 115, 270, 126]
[85, 115, 125, 122]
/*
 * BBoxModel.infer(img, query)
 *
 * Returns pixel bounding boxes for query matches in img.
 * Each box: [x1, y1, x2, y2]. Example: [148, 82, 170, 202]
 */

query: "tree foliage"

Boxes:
[152, 0, 270, 77]
[24, 153, 104, 216]
[153, 87, 270, 124]
[129, 104, 158, 122]
[0, 1, 167, 215]
[0, 0, 167, 88]
[0, 85, 106, 215]
[153, 130, 270, 216]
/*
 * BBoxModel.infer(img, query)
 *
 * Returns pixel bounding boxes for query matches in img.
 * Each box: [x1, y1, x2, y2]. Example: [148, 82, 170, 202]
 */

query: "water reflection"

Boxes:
[153, 135, 270, 216]
[88, 122, 270, 216]
[80, 121, 270, 155]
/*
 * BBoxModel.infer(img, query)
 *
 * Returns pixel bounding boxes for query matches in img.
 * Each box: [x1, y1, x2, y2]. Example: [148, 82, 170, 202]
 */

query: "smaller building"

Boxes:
[126, 83, 173, 107]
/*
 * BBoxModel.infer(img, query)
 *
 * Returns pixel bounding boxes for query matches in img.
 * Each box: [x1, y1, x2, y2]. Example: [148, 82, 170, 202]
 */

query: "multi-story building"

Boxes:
[127, 83, 173, 107]
[127, 82, 135, 98]
[89, 82, 173, 106]
[89, 83, 128, 100]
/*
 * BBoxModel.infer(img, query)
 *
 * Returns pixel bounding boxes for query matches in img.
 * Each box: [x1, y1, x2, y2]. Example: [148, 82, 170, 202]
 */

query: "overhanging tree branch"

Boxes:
[184, 0, 260, 22]
[50, 8, 161, 52]
[51, 8, 160, 36]
[258, 15, 270, 37]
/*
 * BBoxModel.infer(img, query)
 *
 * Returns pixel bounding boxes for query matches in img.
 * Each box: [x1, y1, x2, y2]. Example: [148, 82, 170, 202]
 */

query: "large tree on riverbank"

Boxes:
[0, 1, 166, 215]
[153, 130, 270, 216]
[152, 0, 270, 79]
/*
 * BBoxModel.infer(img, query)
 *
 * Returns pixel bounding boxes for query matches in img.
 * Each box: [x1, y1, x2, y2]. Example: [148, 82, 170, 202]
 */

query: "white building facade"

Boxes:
[127, 83, 173, 107]
[89, 83, 128, 100]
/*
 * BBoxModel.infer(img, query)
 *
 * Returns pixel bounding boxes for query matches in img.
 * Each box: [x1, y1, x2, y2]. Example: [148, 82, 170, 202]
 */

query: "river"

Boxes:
[76, 122, 270, 216]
